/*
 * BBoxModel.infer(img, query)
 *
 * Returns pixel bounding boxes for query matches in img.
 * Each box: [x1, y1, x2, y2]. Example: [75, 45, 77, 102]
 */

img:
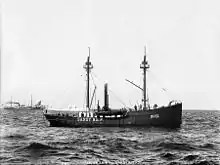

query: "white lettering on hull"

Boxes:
[150, 114, 159, 119]
[77, 117, 103, 122]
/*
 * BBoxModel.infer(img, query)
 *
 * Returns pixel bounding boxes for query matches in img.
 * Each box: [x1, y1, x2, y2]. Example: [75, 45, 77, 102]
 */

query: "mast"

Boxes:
[83, 47, 93, 110]
[140, 46, 150, 110]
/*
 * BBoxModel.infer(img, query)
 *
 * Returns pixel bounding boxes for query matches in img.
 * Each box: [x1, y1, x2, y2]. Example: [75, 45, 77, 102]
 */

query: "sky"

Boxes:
[1, 0, 220, 110]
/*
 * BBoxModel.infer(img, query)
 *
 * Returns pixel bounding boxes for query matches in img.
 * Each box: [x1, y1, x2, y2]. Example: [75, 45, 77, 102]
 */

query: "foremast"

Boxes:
[140, 46, 150, 110]
[83, 47, 93, 111]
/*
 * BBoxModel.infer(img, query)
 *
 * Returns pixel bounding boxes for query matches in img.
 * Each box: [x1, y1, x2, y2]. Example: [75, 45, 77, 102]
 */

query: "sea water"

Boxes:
[0, 109, 219, 164]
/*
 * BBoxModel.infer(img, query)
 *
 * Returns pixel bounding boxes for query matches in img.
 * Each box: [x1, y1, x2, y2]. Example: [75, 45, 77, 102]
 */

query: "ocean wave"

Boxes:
[159, 152, 177, 160]
[4, 157, 29, 164]
[4, 134, 27, 140]
[199, 143, 216, 150]
[24, 142, 56, 150]
[155, 141, 218, 152]
[156, 142, 197, 151]
[183, 154, 199, 161]
[190, 160, 220, 165]
[14, 142, 61, 161]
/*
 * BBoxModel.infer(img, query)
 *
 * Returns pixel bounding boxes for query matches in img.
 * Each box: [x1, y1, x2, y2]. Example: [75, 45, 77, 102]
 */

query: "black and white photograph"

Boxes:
[0, 0, 220, 164]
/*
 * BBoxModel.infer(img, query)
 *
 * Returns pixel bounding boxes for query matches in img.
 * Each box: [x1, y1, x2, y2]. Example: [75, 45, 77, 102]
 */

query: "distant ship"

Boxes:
[3, 97, 20, 110]
[43, 47, 182, 128]
[23, 95, 44, 110]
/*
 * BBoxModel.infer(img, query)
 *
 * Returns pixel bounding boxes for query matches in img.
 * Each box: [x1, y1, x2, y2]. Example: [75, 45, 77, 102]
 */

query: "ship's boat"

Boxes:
[43, 47, 182, 128]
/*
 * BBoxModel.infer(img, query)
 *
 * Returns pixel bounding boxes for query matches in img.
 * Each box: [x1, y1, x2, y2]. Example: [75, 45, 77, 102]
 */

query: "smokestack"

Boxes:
[104, 83, 109, 111]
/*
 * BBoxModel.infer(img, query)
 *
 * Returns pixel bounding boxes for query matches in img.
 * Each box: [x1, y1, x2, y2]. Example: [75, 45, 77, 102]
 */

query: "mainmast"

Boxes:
[83, 47, 93, 110]
[140, 46, 150, 110]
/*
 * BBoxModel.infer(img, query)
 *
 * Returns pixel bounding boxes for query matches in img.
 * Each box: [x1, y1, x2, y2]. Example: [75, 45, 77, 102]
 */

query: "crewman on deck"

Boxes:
[139, 104, 142, 110]
[134, 105, 137, 111]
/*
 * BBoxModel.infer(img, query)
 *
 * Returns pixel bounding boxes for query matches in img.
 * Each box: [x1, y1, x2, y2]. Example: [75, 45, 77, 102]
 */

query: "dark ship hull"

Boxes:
[44, 103, 182, 128]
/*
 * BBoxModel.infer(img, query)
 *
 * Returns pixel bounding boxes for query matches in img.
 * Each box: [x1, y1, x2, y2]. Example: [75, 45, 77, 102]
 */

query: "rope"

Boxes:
[108, 88, 127, 107]
[94, 90, 96, 109]
[83, 74, 87, 108]
[147, 71, 168, 91]
[148, 70, 177, 100]
[90, 74, 97, 109]
[94, 78, 97, 109]
[91, 73, 96, 87]
[91, 71, 128, 108]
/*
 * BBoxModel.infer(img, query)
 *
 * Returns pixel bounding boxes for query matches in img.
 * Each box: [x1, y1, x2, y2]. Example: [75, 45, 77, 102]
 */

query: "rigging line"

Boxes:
[90, 73, 97, 109]
[148, 70, 168, 91]
[129, 100, 132, 107]
[91, 71, 98, 79]
[83, 74, 87, 108]
[147, 87, 150, 107]
[91, 73, 96, 109]
[90, 72, 96, 87]
[91, 71, 127, 107]
[94, 90, 96, 109]
[90, 85, 96, 109]
[148, 70, 176, 100]
[108, 88, 127, 107]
